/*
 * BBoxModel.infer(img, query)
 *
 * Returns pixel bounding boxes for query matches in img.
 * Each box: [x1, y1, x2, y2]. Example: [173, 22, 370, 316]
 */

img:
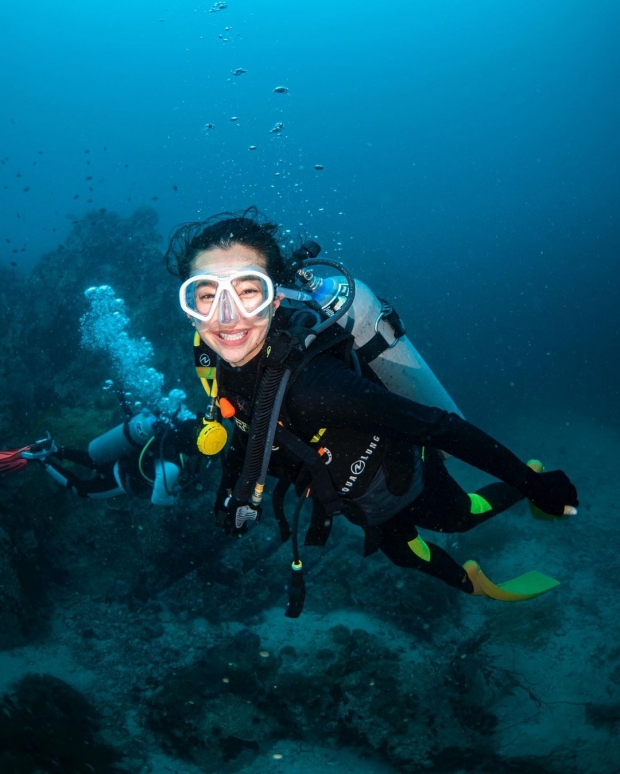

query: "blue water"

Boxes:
[2, 0, 618, 423]
[1, 1, 620, 772]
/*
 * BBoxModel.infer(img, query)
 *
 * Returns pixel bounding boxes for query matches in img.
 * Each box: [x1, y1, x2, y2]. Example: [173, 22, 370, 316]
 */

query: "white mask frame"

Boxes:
[179, 269, 275, 324]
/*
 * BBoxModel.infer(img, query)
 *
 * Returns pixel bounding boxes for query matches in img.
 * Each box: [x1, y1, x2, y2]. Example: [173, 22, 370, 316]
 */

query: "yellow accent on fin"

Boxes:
[464, 560, 560, 601]
[468, 493, 492, 514]
[529, 503, 561, 521]
[408, 536, 431, 562]
[526, 459, 544, 473]
[310, 428, 327, 444]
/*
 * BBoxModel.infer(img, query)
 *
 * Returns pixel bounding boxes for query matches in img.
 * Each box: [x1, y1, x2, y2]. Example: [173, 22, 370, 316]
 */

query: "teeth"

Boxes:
[219, 331, 246, 341]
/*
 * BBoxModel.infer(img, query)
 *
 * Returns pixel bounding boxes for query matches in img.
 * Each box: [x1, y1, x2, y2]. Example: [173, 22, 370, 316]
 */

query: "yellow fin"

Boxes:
[464, 560, 560, 601]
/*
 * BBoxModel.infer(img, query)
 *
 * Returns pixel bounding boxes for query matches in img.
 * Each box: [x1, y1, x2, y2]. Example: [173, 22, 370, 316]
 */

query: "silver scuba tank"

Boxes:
[151, 459, 181, 506]
[308, 275, 463, 417]
[88, 409, 157, 466]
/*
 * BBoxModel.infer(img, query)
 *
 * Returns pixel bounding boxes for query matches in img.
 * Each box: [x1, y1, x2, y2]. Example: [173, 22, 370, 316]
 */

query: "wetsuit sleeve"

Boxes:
[285, 354, 548, 501]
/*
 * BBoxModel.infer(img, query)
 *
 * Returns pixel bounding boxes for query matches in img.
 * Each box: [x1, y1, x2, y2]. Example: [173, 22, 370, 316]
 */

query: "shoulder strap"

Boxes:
[193, 332, 218, 396]
[284, 321, 355, 385]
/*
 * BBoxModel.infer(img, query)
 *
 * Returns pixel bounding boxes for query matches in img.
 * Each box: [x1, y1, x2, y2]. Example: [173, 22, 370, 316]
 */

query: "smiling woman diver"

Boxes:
[165, 207, 578, 617]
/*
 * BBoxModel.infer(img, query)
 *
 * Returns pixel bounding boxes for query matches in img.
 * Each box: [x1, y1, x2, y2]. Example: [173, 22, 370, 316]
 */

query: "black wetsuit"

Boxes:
[217, 349, 574, 594]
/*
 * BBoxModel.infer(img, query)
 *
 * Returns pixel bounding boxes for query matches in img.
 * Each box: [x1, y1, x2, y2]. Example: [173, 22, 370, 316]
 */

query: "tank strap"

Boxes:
[355, 298, 406, 367]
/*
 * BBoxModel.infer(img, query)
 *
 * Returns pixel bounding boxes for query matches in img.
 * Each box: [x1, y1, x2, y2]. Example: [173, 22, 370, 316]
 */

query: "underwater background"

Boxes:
[1, 0, 619, 772]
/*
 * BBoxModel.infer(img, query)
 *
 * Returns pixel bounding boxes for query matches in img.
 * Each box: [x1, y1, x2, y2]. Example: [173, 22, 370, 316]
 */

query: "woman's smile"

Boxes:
[216, 329, 250, 343]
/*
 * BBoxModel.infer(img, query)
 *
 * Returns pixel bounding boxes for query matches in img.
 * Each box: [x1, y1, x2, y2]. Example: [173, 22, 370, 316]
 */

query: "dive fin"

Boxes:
[0, 447, 31, 475]
[464, 560, 560, 602]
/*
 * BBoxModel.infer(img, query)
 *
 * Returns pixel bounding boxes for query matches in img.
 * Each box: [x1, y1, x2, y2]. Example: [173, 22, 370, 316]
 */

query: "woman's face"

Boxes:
[189, 244, 280, 367]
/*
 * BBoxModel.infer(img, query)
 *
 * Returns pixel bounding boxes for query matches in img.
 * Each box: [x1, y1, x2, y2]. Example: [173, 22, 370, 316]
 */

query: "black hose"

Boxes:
[233, 364, 286, 503]
[290, 489, 309, 564]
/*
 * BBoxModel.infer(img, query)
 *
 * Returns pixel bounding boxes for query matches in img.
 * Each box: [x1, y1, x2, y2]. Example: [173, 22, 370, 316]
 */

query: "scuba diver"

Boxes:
[0, 407, 211, 507]
[164, 207, 579, 617]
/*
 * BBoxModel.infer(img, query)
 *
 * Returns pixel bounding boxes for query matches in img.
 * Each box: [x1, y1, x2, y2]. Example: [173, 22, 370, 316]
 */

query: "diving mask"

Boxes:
[180, 269, 275, 325]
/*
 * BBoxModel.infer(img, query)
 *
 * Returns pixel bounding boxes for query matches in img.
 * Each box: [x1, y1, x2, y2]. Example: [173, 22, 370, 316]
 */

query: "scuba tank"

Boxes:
[88, 409, 157, 466]
[151, 459, 181, 506]
[294, 248, 463, 418]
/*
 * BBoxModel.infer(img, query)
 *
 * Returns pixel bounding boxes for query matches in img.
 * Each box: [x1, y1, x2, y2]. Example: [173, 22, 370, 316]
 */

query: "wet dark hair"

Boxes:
[164, 206, 290, 283]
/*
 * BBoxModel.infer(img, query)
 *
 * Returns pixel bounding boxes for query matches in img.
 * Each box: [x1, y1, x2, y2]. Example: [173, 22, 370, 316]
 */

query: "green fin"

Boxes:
[464, 560, 560, 601]
[495, 571, 560, 599]
[468, 492, 492, 514]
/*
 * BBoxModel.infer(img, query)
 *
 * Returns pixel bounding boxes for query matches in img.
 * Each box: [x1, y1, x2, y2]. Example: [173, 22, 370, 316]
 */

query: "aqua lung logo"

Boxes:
[341, 436, 380, 494]
[199, 353, 211, 366]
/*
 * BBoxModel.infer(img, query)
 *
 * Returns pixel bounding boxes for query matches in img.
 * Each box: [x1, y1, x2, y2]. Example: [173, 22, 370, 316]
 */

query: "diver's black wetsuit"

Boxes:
[217, 351, 558, 594]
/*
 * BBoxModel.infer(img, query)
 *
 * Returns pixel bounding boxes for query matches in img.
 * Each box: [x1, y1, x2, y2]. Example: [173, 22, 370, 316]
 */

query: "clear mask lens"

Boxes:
[180, 270, 275, 324]
[218, 289, 238, 325]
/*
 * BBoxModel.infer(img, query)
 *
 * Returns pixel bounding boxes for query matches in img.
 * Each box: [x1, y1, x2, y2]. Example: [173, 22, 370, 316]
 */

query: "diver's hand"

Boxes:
[529, 470, 579, 517]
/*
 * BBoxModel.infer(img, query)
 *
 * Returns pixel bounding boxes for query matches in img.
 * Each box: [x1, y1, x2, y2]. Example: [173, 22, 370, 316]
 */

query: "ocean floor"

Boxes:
[1, 407, 619, 774]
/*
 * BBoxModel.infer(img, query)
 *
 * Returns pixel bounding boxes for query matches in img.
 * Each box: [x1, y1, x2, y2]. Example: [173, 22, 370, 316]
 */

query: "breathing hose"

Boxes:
[233, 363, 286, 504]
[251, 369, 291, 505]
